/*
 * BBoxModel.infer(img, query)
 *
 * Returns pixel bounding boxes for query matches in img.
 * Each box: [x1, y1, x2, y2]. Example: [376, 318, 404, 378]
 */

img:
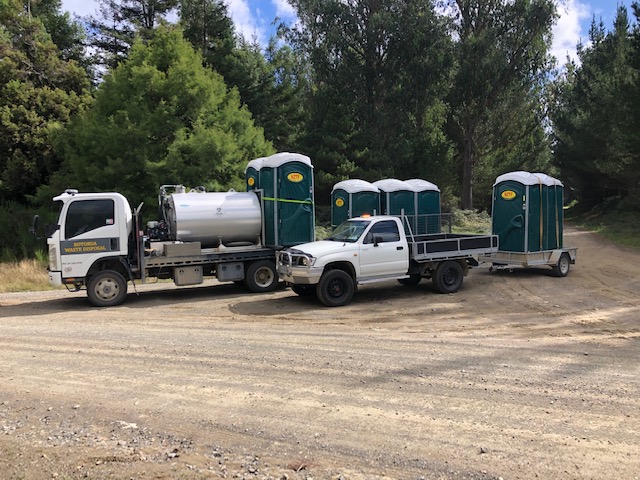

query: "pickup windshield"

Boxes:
[326, 220, 370, 243]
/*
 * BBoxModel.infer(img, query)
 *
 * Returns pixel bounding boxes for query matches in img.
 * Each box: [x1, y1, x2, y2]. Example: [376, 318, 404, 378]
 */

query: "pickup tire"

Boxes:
[433, 261, 463, 294]
[87, 270, 128, 307]
[316, 270, 355, 307]
[244, 260, 279, 293]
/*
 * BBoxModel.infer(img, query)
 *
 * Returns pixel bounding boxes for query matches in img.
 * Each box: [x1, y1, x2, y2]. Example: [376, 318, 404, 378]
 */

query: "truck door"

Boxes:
[59, 198, 124, 276]
[358, 220, 408, 278]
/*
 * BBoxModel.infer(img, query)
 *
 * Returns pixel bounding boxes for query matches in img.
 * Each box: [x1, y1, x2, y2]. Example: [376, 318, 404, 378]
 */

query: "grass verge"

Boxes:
[567, 207, 640, 250]
[0, 258, 52, 293]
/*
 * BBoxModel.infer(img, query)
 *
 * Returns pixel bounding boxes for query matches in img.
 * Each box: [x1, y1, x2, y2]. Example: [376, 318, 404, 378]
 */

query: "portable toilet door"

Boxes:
[331, 179, 380, 227]
[492, 171, 538, 253]
[372, 179, 415, 216]
[533, 173, 564, 249]
[260, 152, 314, 247]
[245, 157, 265, 191]
[404, 179, 441, 234]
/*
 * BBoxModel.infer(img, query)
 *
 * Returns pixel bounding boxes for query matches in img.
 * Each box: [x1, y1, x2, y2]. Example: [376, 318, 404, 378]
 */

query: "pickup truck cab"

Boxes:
[276, 215, 499, 307]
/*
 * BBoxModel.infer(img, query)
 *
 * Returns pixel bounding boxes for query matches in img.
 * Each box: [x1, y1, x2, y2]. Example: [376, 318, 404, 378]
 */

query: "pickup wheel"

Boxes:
[398, 275, 421, 286]
[244, 260, 279, 293]
[291, 284, 316, 296]
[316, 270, 355, 307]
[552, 253, 571, 277]
[433, 261, 463, 294]
[87, 270, 128, 307]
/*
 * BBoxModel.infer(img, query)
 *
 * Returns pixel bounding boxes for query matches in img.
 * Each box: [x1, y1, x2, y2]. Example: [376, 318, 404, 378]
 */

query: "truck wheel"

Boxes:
[291, 285, 316, 296]
[87, 270, 128, 307]
[552, 253, 571, 277]
[316, 270, 354, 307]
[244, 260, 279, 293]
[433, 261, 463, 294]
[398, 275, 421, 286]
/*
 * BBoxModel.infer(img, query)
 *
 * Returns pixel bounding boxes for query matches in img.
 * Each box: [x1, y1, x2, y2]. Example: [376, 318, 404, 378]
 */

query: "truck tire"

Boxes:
[316, 270, 355, 307]
[552, 253, 571, 277]
[291, 284, 316, 296]
[398, 275, 421, 286]
[87, 270, 128, 307]
[244, 260, 279, 293]
[433, 260, 463, 294]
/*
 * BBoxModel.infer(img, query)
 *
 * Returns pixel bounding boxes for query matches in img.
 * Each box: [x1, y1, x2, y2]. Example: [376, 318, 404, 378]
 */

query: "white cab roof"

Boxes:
[332, 179, 379, 194]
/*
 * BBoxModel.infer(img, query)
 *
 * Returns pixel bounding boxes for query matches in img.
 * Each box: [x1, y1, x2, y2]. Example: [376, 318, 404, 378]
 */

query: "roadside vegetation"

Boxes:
[567, 203, 640, 251]
[0, 255, 51, 293]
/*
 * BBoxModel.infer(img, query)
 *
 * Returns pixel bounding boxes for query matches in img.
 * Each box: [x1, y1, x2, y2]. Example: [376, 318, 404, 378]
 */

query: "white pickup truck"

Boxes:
[276, 215, 499, 306]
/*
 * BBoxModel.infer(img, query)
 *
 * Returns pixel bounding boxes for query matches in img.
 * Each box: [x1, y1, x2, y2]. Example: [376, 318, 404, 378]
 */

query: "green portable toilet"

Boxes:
[245, 157, 265, 191]
[404, 179, 441, 234]
[260, 152, 315, 247]
[492, 171, 564, 253]
[331, 179, 380, 227]
[372, 179, 415, 216]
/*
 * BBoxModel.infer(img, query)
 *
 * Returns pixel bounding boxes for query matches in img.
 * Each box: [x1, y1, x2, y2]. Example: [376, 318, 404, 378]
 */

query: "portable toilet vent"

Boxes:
[260, 152, 315, 247]
[331, 179, 380, 227]
[372, 179, 415, 216]
[492, 171, 564, 253]
[404, 179, 441, 234]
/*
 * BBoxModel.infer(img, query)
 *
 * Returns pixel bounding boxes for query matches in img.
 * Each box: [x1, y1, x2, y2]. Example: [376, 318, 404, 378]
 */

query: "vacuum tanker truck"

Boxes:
[38, 153, 315, 307]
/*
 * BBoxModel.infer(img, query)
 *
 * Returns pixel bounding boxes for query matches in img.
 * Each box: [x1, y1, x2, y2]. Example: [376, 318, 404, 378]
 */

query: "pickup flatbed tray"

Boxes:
[408, 233, 499, 262]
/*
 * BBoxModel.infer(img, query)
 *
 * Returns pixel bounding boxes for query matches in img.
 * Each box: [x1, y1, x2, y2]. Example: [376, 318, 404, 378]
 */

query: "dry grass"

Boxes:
[0, 259, 52, 293]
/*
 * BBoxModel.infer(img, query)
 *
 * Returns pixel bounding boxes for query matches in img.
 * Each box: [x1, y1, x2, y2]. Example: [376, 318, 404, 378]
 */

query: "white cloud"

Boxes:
[228, 0, 267, 43]
[272, 0, 295, 19]
[60, 0, 99, 18]
[551, 0, 590, 65]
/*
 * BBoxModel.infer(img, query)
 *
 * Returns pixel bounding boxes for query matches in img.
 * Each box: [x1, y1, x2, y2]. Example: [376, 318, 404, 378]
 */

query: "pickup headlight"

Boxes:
[296, 255, 315, 267]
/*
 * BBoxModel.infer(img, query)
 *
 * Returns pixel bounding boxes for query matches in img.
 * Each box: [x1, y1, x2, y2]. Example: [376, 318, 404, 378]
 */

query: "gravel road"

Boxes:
[1, 227, 639, 480]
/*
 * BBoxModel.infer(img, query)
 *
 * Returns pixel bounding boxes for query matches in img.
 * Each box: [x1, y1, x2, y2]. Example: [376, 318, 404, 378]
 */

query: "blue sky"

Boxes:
[60, 0, 634, 64]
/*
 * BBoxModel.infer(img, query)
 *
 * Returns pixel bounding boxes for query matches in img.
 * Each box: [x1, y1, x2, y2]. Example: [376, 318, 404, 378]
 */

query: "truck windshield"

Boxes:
[326, 220, 370, 243]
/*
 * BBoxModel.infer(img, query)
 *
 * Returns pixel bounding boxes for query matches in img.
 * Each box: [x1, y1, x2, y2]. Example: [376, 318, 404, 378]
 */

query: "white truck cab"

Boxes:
[47, 190, 132, 288]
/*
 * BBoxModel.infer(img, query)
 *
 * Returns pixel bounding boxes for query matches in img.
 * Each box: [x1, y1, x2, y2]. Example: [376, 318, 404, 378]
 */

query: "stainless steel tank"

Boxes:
[167, 191, 262, 247]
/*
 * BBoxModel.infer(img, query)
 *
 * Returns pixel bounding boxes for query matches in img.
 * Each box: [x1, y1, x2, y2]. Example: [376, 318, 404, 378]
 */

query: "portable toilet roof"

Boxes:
[245, 157, 266, 173]
[404, 178, 440, 192]
[262, 152, 313, 169]
[373, 178, 411, 192]
[332, 179, 379, 194]
[532, 172, 563, 187]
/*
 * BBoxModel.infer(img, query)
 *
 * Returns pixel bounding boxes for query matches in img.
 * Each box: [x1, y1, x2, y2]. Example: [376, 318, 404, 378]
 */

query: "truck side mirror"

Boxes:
[29, 215, 40, 236]
[374, 235, 383, 246]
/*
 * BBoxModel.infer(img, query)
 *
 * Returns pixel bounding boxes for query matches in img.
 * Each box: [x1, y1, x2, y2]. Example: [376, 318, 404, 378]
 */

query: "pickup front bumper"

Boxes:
[276, 251, 323, 285]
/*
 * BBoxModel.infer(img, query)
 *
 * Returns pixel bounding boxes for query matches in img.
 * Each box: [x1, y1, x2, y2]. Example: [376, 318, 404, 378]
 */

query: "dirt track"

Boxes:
[1, 227, 639, 480]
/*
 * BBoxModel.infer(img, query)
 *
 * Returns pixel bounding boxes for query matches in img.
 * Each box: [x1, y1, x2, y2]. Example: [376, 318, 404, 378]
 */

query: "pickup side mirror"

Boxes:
[373, 235, 384, 246]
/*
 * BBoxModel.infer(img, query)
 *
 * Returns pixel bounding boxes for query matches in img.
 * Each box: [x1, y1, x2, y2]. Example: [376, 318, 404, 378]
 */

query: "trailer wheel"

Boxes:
[552, 253, 571, 277]
[398, 275, 421, 286]
[87, 270, 128, 307]
[316, 270, 354, 307]
[244, 260, 279, 293]
[433, 261, 463, 294]
[291, 284, 316, 296]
